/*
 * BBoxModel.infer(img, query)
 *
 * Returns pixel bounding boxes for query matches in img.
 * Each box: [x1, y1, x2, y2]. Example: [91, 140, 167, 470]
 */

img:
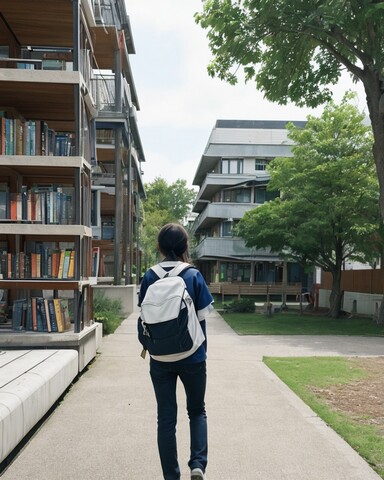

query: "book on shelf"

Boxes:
[62, 249, 73, 279]
[0, 117, 5, 155]
[60, 298, 71, 330]
[67, 249, 75, 279]
[36, 297, 48, 332]
[57, 249, 66, 279]
[47, 299, 58, 332]
[35, 297, 44, 332]
[43, 298, 51, 332]
[15, 118, 24, 155]
[0, 183, 9, 220]
[53, 298, 64, 332]
[25, 300, 33, 331]
[31, 297, 37, 331]
[0, 251, 8, 279]
[12, 298, 25, 331]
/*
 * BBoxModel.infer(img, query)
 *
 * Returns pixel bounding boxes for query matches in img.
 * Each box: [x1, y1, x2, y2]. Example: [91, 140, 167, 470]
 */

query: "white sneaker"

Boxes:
[191, 467, 205, 480]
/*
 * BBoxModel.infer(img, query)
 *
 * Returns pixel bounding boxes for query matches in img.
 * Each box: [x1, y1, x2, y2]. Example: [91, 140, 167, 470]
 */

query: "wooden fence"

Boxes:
[208, 282, 302, 303]
[321, 270, 383, 295]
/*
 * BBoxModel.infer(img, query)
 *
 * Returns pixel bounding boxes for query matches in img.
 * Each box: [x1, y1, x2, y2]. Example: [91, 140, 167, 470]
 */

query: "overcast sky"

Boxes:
[126, 0, 367, 190]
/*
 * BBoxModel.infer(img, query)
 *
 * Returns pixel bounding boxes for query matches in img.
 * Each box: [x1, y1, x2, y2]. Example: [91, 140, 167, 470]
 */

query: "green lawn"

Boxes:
[222, 311, 384, 336]
[264, 357, 384, 478]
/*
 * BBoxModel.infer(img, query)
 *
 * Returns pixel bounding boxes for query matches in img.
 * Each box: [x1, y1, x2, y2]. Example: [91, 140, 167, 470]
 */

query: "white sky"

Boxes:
[126, 0, 367, 190]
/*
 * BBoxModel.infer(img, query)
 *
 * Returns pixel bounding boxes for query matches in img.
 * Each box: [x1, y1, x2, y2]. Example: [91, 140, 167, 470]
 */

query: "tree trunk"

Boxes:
[328, 268, 343, 318]
[363, 69, 384, 324]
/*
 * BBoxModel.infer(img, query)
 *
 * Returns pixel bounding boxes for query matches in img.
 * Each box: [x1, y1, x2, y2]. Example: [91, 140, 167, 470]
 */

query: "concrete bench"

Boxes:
[0, 349, 78, 463]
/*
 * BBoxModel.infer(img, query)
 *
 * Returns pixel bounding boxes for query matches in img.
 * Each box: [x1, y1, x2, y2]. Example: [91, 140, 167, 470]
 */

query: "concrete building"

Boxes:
[192, 119, 307, 287]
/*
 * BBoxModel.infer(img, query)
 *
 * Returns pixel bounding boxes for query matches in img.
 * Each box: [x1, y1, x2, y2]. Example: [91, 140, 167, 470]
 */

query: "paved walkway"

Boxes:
[2, 309, 384, 480]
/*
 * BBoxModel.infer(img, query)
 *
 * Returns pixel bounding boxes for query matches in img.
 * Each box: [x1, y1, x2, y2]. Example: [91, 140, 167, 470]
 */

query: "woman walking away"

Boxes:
[138, 223, 214, 480]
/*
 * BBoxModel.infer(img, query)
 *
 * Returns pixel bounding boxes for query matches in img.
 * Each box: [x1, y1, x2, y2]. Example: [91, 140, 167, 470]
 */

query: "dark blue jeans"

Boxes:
[150, 359, 208, 480]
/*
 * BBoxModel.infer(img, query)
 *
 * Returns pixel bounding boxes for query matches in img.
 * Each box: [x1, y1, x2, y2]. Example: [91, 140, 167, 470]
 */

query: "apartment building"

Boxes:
[192, 119, 307, 286]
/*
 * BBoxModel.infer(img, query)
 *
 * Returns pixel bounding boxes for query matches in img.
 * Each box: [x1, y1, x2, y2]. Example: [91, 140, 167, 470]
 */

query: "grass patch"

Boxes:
[222, 311, 384, 336]
[264, 357, 384, 478]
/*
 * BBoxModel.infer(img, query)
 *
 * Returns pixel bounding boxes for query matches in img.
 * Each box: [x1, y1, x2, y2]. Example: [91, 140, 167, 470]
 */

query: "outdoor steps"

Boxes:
[0, 349, 78, 464]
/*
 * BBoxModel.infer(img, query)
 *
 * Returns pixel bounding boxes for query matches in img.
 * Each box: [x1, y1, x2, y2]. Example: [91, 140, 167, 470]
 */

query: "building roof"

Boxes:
[193, 119, 307, 186]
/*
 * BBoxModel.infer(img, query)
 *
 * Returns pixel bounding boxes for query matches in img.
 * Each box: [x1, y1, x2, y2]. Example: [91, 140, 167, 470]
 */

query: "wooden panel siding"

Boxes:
[208, 282, 302, 302]
[321, 270, 383, 295]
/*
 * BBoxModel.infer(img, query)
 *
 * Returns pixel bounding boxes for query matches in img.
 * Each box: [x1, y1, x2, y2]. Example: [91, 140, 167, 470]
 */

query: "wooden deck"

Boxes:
[208, 282, 302, 302]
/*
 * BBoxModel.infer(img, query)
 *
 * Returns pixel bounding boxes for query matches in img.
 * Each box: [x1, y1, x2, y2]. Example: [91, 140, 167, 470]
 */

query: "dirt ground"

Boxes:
[311, 357, 384, 433]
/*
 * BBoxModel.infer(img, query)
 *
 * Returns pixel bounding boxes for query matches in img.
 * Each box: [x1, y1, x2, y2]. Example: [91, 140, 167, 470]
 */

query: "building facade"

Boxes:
[192, 119, 307, 286]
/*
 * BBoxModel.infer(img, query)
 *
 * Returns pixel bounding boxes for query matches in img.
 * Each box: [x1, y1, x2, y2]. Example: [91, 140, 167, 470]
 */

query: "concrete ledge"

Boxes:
[0, 323, 100, 372]
[0, 349, 78, 463]
[93, 284, 137, 317]
[319, 289, 383, 316]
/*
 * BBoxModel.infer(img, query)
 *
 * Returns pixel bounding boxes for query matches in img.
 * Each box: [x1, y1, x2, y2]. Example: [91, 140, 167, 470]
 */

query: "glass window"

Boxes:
[255, 188, 278, 204]
[255, 159, 268, 171]
[223, 190, 232, 202]
[235, 188, 251, 203]
[222, 221, 233, 237]
[221, 158, 243, 174]
[255, 187, 266, 204]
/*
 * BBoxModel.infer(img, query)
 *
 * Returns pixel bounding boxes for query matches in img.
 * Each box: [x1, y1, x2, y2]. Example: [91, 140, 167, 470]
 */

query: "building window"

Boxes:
[222, 188, 251, 203]
[255, 187, 279, 204]
[221, 158, 243, 174]
[235, 188, 251, 203]
[222, 220, 233, 237]
[255, 159, 268, 171]
[255, 187, 266, 204]
[220, 262, 250, 282]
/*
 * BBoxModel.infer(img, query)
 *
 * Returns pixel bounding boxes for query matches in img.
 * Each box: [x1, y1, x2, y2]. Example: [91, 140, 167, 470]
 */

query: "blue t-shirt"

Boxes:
[138, 261, 214, 364]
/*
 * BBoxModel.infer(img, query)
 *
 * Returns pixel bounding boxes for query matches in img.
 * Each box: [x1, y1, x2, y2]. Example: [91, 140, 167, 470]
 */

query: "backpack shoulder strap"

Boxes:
[167, 262, 193, 277]
[150, 264, 168, 279]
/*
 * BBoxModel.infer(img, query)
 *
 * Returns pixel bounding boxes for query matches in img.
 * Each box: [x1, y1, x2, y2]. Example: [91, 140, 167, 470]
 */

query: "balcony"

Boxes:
[194, 237, 279, 261]
[192, 202, 256, 233]
[91, 74, 132, 115]
[193, 172, 270, 212]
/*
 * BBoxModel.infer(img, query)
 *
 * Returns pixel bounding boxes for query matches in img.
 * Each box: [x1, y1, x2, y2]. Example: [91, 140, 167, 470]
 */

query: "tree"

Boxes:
[195, 1, 384, 218]
[236, 97, 380, 317]
[141, 178, 196, 271]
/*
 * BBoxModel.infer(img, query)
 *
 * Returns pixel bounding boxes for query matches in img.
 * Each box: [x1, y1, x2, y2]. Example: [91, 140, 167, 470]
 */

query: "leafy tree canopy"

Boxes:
[236, 95, 380, 316]
[195, 0, 384, 107]
[140, 178, 196, 271]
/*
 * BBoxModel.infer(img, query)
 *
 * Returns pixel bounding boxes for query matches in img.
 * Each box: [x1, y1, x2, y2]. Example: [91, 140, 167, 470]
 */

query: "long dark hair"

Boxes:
[158, 223, 190, 262]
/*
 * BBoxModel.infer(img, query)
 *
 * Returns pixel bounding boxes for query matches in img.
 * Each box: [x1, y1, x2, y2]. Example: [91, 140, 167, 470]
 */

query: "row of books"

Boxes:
[12, 297, 72, 333]
[0, 248, 76, 279]
[0, 184, 75, 223]
[0, 114, 75, 156]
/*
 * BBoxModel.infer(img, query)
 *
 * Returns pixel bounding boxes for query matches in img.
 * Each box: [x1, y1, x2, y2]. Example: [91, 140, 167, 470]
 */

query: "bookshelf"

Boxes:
[0, 0, 95, 343]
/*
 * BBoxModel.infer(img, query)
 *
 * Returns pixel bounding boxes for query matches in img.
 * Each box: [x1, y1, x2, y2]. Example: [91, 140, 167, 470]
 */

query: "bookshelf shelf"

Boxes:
[0, 155, 91, 169]
[0, 224, 92, 237]
[0, 68, 82, 85]
[0, 279, 85, 290]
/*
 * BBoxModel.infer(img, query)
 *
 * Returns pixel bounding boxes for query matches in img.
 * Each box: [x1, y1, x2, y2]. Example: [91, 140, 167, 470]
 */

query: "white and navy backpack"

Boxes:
[139, 262, 205, 362]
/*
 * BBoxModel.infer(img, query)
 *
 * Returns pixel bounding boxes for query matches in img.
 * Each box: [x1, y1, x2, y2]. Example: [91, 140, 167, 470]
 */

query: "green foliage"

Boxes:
[264, 357, 384, 477]
[195, 1, 384, 108]
[93, 292, 124, 335]
[225, 298, 255, 313]
[141, 177, 196, 271]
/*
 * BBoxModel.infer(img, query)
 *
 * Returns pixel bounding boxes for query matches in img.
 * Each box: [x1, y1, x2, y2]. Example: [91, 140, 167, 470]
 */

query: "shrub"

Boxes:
[225, 298, 255, 313]
[93, 292, 124, 335]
